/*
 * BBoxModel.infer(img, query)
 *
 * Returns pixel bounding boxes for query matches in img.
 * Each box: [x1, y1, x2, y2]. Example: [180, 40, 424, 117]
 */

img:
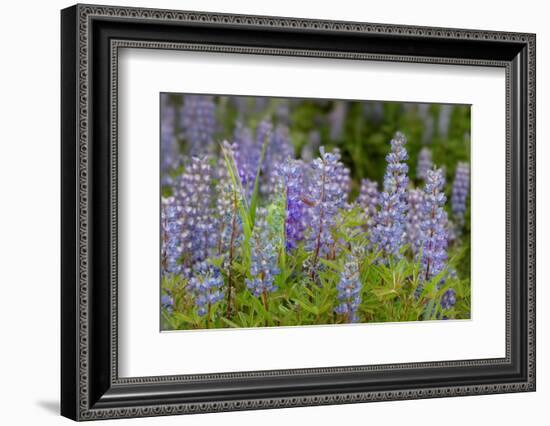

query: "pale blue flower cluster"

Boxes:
[161, 293, 174, 314]
[181, 95, 216, 156]
[278, 159, 307, 251]
[188, 262, 225, 316]
[334, 248, 363, 323]
[161, 196, 185, 276]
[245, 216, 280, 297]
[416, 147, 433, 181]
[175, 157, 216, 263]
[263, 124, 293, 196]
[371, 132, 409, 260]
[451, 162, 470, 229]
[406, 188, 425, 254]
[420, 168, 448, 282]
[328, 101, 348, 141]
[357, 178, 379, 229]
[160, 94, 179, 182]
[306, 147, 346, 261]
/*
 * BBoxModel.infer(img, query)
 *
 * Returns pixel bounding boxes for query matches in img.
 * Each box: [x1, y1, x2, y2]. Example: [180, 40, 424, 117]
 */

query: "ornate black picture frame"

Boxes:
[61, 3, 536, 421]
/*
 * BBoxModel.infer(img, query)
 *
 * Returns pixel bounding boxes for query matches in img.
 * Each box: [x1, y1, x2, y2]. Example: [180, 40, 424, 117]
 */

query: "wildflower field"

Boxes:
[160, 94, 471, 330]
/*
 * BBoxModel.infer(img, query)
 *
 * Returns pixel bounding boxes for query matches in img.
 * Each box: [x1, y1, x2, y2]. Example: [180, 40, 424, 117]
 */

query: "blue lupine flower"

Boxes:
[328, 101, 347, 141]
[161, 293, 174, 314]
[305, 147, 346, 265]
[181, 95, 216, 156]
[160, 94, 180, 183]
[440, 288, 456, 310]
[188, 262, 225, 317]
[416, 147, 433, 181]
[245, 213, 280, 297]
[451, 162, 470, 229]
[332, 148, 351, 204]
[175, 156, 216, 265]
[371, 132, 409, 261]
[263, 124, 293, 196]
[301, 130, 321, 162]
[438, 105, 453, 139]
[406, 188, 425, 254]
[335, 247, 363, 323]
[161, 196, 186, 276]
[357, 179, 379, 230]
[278, 159, 307, 251]
[419, 168, 448, 282]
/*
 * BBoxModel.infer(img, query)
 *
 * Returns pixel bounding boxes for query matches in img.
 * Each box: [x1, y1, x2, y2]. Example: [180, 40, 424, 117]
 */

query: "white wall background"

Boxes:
[0, 0, 546, 424]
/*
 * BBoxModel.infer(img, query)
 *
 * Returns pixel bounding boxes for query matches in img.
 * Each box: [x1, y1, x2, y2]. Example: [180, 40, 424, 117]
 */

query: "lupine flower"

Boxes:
[181, 95, 216, 156]
[371, 132, 409, 260]
[416, 147, 433, 181]
[334, 247, 363, 323]
[333, 149, 351, 204]
[406, 188, 425, 254]
[328, 101, 347, 141]
[254, 97, 269, 113]
[188, 262, 225, 317]
[363, 102, 384, 124]
[440, 288, 456, 310]
[278, 159, 307, 250]
[161, 196, 186, 276]
[438, 105, 453, 139]
[175, 157, 216, 264]
[276, 101, 290, 125]
[216, 161, 243, 255]
[305, 147, 347, 266]
[263, 124, 293, 196]
[451, 162, 470, 230]
[417, 104, 434, 145]
[245, 213, 280, 297]
[160, 94, 180, 182]
[231, 124, 258, 197]
[301, 130, 321, 162]
[419, 168, 448, 282]
[357, 179, 378, 230]
[161, 293, 174, 314]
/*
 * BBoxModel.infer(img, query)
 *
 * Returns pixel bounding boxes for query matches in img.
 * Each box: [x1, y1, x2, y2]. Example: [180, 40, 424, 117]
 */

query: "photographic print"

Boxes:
[160, 94, 471, 331]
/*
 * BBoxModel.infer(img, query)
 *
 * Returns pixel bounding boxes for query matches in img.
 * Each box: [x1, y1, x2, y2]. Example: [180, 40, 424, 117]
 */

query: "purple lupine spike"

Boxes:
[406, 188, 425, 254]
[371, 132, 409, 260]
[305, 147, 346, 268]
[160, 94, 180, 183]
[451, 162, 470, 230]
[419, 168, 448, 282]
[417, 104, 434, 145]
[301, 130, 321, 162]
[175, 157, 216, 265]
[363, 102, 384, 124]
[332, 148, 351, 204]
[263, 124, 293, 196]
[276, 100, 290, 125]
[334, 247, 364, 323]
[245, 211, 280, 297]
[161, 196, 186, 276]
[253, 97, 269, 114]
[187, 261, 224, 317]
[180, 95, 216, 156]
[416, 147, 433, 181]
[328, 101, 348, 141]
[231, 124, 258, 197]
[278, 159, 307, 251]
[438, 105, 453, 139]
[161, 293, 174, 314]
[357, 179, 379, 230]
[215, 155, 243, 256]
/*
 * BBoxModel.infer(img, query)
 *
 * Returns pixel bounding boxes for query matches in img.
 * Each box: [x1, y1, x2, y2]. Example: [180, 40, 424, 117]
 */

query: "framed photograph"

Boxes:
[61, 4, 536, 421]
